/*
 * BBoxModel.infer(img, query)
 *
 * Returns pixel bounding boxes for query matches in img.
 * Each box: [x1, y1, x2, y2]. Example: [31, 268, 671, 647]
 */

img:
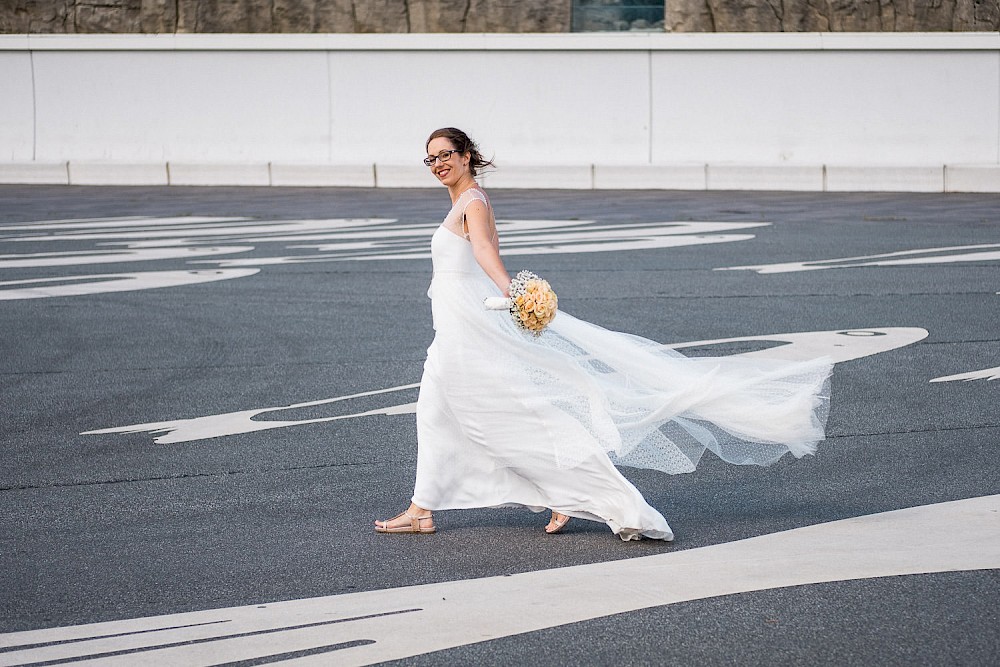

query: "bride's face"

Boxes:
[426, 137, 470, 186]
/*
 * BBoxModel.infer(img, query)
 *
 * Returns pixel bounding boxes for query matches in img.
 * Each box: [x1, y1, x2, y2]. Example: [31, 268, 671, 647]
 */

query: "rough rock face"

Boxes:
[0, 0, 571, 33]
[0, 0, 995, 32]
[666, 0, 1000, 31]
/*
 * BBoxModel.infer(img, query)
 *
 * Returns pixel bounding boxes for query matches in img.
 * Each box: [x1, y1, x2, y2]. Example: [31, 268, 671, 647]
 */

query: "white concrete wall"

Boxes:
[0, 52, 35, 162]
[0, 32, 997, 191]
[33, 51, 331, 163]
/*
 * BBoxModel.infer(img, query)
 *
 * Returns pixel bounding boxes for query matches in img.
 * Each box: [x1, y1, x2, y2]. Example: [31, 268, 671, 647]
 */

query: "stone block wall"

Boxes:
[0, 0, 571, 33]
[0, 0, 996, 32]
[666, 0, 999, 32]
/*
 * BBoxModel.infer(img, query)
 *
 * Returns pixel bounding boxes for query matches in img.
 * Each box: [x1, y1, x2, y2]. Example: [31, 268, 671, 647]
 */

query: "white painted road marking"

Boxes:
[83, 383, 421, 445]
[931, 366, 1000, 383]
[1, 217, 769, 300]
[82, 327, 927, 444]
[669, 327, 928, 364]
[0, 269, 260, 300]
[0, 245, 254, 269]
[2, 495, 996, 666]
[717, 243, 1000, 274]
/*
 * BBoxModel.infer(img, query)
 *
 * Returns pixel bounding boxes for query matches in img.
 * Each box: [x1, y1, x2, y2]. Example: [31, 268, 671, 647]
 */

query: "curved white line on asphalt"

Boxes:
[717, 243, 1000, 274]
[5, 219, 397, 244]
[1, 495, 996, 666]
[293, 222, 767, 251]
[82, 328, 928, 445]
[0, 269, 261, 300]
[930, 366, 1000, 383]
[191, 220, 769, 265]
[0, 216, 249, 231]
[202, 234, 760, 265]
[0, 246, 254, 268]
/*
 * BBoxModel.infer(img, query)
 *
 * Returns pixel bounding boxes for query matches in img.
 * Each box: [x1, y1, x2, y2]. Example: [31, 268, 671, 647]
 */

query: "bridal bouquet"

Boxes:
[484, 270, 558, 335]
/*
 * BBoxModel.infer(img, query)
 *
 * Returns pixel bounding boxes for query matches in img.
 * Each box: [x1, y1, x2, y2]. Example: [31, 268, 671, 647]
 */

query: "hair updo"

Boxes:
[426, 127, 495, 176]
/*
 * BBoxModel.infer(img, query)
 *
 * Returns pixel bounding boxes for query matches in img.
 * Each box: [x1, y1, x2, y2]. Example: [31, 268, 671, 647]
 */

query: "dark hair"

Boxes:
[426, 127, 494, 176]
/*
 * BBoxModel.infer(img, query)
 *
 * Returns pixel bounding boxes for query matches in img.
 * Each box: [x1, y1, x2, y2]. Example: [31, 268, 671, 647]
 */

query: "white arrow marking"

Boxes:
[670, 327, 929, 364]
[82, 383, 421, 444]
[82, 328, 927, 445]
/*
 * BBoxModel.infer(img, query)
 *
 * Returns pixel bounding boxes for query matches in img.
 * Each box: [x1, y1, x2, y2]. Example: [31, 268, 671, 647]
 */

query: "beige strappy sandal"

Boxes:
[545, 512, 570, 534]
[374, 511, 436, 534]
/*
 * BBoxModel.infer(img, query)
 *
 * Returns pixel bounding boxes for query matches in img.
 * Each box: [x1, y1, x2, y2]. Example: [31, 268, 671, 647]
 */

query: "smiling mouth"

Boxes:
[435, 168, 451, 179]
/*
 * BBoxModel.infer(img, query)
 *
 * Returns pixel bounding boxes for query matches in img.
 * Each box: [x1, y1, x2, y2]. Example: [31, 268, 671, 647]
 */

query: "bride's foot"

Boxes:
[545, 511, 570, 534]
[375, 506, 435, 534]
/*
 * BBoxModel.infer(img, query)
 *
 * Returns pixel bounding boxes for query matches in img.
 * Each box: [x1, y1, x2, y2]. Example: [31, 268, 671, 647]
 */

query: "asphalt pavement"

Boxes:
[0, 185, 997, 665]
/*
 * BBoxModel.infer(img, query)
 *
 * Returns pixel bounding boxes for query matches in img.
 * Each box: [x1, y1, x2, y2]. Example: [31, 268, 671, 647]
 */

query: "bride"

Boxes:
[374, 128, 832, 540]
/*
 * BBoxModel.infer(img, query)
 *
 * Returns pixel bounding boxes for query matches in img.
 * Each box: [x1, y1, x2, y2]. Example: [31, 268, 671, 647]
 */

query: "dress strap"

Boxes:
[459, 188, 490, 214]
[458, 188, 494, 242]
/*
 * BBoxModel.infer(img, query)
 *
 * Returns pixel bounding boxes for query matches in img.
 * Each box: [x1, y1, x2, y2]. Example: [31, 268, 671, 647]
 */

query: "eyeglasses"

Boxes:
[423, 149, 461, 167]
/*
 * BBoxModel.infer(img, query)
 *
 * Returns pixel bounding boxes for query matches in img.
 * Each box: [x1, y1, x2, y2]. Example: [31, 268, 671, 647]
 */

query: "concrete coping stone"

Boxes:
[0, 32, 997, 52]
[1, 162, 997, 192]
[0, 162, 69, 184]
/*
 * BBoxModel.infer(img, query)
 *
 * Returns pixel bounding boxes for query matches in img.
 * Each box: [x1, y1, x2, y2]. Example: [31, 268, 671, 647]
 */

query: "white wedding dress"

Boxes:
[412, 189, 832, 541]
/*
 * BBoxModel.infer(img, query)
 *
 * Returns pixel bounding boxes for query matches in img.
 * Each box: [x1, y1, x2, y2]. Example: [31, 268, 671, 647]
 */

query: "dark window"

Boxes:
[571, 1, 666, 32]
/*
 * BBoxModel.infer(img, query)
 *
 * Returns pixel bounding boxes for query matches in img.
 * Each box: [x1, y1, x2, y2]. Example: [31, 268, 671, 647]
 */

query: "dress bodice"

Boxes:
[431, 225, 485, 276]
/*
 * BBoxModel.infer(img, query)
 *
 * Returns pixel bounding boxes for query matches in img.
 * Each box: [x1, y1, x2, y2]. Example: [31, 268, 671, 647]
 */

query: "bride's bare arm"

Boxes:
[465, 199, 511, 296]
